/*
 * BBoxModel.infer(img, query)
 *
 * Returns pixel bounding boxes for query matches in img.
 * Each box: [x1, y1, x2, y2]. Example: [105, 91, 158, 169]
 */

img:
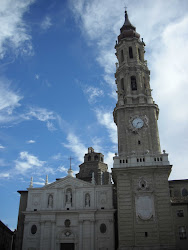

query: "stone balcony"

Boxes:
[113, 151, 170, 168]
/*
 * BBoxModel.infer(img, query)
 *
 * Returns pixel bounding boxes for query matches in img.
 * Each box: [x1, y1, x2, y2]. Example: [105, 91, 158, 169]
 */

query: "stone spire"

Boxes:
[122, 10, 136, 31]
[118, 10, 140, 42]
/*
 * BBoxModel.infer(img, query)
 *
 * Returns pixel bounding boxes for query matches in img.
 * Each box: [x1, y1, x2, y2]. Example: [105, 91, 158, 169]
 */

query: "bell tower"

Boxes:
[112, 11, 175, 250]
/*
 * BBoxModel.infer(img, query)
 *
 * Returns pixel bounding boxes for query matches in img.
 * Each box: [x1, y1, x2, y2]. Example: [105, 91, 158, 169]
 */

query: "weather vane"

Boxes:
[68, 156, 74, 170]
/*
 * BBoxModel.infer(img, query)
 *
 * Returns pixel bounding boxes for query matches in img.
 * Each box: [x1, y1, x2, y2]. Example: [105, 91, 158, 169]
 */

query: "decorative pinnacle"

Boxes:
[29, 176, 33, 188]
[45, 175, 48, 185]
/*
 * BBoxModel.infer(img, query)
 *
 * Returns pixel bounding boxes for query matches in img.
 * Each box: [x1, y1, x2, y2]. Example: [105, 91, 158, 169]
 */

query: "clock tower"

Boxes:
[112, 11, 176, 250]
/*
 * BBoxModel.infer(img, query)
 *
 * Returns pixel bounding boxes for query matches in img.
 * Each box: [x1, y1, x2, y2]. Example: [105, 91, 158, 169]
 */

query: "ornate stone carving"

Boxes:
[128, 114, 148, 134]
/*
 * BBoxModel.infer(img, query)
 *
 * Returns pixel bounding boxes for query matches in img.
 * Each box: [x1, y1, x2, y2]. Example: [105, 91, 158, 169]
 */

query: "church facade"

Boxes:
[16, 10, 188, 250]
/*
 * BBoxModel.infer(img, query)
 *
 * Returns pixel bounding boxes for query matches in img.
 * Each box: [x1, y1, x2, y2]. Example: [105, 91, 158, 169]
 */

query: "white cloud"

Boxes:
[15, 151, 45, 174]
[91, 136, 103, 153]
[40, 16, 52, 30]
[63, 133, 87, 163]
[52, 153, 63, 161]
[27, 107, 55, 122]
[33, 181, 44, 186]
[0, 79, 22, 114]
[25, 107, 57, 131]
[83, 86, 104, 104]
[0, 145, 5, 149]
[95, 109, 117, 144]
[0, 79, 23, 125]
[0, 0, 35, 58]
[47, 121, 56, 131]
[0, 173, 10, 178]
[104, 151, 115, 171]
[35, 74, 39, 80]
[57, 165, 68, 173]
[26, 140, 35, 144]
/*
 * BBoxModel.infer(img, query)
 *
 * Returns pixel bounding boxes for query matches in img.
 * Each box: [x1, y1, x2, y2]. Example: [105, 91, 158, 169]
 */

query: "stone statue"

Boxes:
[85, 194, 90, 207]
[66, 189, 72, 204]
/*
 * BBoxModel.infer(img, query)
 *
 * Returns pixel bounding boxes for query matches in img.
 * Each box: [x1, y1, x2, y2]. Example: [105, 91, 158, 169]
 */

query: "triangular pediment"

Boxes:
[41, 176, 94, 190]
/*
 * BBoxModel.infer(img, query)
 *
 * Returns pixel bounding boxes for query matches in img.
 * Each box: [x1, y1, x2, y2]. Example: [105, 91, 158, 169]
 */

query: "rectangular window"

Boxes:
[179, 226, 187, 240]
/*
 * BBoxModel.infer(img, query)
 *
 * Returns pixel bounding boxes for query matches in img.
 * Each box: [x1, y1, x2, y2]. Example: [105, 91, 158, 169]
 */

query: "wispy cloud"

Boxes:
[0, 145, 5, 149]
[83, 86, 104, 104]
[57, 165, 68, 173]
[0, 79, 23, 125]
[52, 153, 63, 161]
[40, 16, 52, 30]
[26, 107, 55, 121]
[95, 109, 117, 144]
[0, 0, 35, 58]
[62, 133, 87, 163]
[15, 151, 45, 174]
[26, 140, 35, 144]
[0, 173, 10, 178]
[0, 79, 22, 114]
[35, 74, 39, 80]
[47, 121, 56, 131]
[25, 107, 57, 131]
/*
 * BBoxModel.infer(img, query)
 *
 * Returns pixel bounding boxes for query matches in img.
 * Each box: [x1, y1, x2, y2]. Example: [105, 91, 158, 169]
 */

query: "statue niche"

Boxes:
[66, 188, 72, 206]
[48, 194, 53, 208]
[85, 193, 90, 208]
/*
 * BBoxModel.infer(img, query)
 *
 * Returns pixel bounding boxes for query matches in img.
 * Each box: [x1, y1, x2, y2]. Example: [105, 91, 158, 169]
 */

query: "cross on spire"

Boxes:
[68, 156, 74, 170]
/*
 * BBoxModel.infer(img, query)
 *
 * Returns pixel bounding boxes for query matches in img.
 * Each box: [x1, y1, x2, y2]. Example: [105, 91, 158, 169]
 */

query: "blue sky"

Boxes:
[1, 0, 188, 230]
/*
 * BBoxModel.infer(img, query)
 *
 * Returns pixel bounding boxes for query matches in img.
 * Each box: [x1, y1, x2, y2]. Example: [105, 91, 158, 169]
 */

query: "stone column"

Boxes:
[40, 221, 45, 250]
[79, 220, 83, 250]
[51, 221, 56, 250]
[90, 220, 95, 250]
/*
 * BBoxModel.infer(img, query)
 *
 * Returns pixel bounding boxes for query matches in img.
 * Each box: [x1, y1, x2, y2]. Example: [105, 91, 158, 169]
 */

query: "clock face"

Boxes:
[132, 118, 144, 128]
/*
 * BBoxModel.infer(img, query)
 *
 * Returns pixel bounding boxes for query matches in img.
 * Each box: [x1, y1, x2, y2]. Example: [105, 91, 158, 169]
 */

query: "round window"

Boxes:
[31, 225, 37, 234]
[100, 223, 107, 233]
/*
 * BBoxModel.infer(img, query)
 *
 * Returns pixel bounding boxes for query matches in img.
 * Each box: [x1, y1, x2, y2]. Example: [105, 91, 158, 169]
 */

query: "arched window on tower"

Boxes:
[88, 155, 91, 161]
[138, 48, 141, 61]
[121, 50, 124, 62]
[131, 76, 137, 90]
[182, 188, 188, 197]
[129, 47, 133, 58]
[121, 78, 124, 90]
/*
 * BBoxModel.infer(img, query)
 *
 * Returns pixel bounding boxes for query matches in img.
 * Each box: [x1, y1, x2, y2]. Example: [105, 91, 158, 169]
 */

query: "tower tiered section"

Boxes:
[112, 11, 176, 250]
